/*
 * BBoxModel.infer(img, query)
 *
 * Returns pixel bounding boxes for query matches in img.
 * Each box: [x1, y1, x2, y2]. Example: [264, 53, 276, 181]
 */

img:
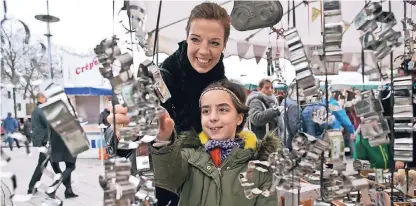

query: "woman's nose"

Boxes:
[198, 42, 210, 55]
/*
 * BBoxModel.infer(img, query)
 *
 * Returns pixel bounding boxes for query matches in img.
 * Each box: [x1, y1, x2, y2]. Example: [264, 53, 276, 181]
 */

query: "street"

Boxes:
[1, 148, 104, 206]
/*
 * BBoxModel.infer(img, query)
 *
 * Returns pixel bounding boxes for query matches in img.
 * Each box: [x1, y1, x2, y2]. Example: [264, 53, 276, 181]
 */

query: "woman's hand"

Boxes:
[106, 105, 130, 139]
[157, 110, 175, 141]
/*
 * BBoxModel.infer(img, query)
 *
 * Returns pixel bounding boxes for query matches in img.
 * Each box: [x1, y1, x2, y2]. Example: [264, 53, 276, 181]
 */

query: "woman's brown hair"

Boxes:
[202, 80, 249, 133]
[185, 2, 231, 44]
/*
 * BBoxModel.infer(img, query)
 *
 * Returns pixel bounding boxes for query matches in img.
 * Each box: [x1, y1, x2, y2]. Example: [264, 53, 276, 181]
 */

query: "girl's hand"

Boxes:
[106, 105, 174, 141]
[157, 110, 175, 141]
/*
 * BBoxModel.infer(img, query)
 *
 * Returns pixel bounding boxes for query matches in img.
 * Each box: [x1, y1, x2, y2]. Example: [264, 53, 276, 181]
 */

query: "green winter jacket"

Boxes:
[150, 130, 280, 206]
[354, 134, 392, 169]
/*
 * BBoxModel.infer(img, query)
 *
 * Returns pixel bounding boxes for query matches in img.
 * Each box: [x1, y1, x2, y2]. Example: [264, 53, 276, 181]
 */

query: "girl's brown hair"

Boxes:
[185, 2, 231, 44]
[202, 80, 249, 133]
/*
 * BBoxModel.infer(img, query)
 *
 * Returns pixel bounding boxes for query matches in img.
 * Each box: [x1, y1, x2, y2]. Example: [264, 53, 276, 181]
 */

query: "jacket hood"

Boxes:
[177, 129, 282, 161]
[246, 91, 277, 107]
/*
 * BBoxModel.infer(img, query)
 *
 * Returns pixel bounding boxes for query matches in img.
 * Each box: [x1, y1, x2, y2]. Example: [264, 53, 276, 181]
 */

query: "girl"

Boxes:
[110, 80, 280, 205]
[107, 3, 230, 204]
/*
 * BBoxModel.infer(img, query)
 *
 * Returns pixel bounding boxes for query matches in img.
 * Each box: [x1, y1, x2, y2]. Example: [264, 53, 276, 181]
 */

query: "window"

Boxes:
[7, 91, 11, 99]
[17, 103, 21, 111]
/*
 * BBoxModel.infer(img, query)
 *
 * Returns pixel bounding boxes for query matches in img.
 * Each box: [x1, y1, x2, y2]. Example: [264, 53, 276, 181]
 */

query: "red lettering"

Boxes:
[75, 60, 99, 75]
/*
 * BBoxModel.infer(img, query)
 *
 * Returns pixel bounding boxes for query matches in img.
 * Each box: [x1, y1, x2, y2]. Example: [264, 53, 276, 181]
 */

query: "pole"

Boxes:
[46, 0, 53, 80]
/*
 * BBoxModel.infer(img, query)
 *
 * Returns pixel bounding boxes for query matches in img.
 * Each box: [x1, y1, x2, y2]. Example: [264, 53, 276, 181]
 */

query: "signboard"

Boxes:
[61, 49, 111, 90]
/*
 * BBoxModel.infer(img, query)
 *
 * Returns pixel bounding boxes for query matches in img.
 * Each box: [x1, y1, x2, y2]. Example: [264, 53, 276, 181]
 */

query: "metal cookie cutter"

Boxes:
[283, 28, 318, 97]
[39, 84, 90, 156]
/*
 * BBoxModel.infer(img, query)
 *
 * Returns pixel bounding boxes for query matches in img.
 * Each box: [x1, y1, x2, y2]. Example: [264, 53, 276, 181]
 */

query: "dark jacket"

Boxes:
[246, 91, 280, 140]
[279, 97, 300, 149]
[98, 108, 111, 127]
[160, 40, 227, 133]
[31, 102, 76, 163]
[31, 103, 49, 147]
[151, 130, 280, 206]
[49, 124, 77, 163]
[23, 120, 31, 138]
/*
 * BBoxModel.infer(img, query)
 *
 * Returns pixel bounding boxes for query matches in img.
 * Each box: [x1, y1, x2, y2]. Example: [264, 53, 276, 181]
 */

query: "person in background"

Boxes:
[3, 112, 20, 151]
[302, 101, 340, 139]
[28, 93, 62, 195]
[105, 3, 230, 205]
[23, 117, 32, 143]
[279, 82, 301, 150]
[333, 90, 354, 155]
[246, 79, 281, 139]
[98, 99, 111, 133]
[346, 90, 393, 169]
[325, 88, 355, 140]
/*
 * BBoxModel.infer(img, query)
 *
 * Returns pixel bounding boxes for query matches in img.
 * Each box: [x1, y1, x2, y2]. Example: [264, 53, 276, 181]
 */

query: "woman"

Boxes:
[107, 2, 230, 205]
[111, 80, 280, 206]
[157, 2, 229, 133]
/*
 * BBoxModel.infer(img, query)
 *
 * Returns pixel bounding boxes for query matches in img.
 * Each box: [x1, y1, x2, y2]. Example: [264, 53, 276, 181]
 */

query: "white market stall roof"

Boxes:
[139, 0, 414, 72]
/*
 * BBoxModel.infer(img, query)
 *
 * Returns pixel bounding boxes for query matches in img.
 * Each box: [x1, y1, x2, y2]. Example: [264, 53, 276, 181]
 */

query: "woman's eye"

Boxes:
[210, 41, 220, 46]
[201, 109, 209, 114]
[191, 38, 200, 43]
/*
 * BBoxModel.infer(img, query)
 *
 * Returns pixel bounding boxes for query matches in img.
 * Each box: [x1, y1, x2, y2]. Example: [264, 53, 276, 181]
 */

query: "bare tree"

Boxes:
[1, 20, 62, 117]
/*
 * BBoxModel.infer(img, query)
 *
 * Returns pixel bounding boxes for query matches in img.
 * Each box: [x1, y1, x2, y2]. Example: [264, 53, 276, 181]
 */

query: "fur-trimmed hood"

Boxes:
[246, 91, 278, 107]
[177, 129, 283, 161]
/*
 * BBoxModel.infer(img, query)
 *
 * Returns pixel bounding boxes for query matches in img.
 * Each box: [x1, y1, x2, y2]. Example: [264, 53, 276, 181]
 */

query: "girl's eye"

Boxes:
[219, 107, 229, 113]
[201, 109, 209, 114]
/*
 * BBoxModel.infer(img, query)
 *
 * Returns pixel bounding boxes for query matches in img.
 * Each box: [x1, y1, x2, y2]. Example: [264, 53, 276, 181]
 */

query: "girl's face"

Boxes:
[186, 18, 225, 73]
[200, 90, 243, 141]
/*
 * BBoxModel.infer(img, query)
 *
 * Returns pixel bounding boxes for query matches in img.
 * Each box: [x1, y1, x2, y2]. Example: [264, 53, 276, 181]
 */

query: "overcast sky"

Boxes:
[4, 0, 403, 86]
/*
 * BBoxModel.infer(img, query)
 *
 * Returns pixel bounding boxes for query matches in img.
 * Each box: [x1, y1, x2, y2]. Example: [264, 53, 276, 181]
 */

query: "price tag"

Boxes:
[120, 84, 135, 107]
[375, 169, 384, 184]
[331, 138, 341, 160]
[136, 156, 150, 170]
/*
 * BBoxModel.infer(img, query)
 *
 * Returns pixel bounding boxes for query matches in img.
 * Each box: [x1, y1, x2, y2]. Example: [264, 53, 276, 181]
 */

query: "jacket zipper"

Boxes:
[215, 158, 233, 206]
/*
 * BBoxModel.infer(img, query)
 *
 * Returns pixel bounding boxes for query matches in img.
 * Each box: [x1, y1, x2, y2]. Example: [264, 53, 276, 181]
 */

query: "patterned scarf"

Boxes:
[205, 138, 244, 167]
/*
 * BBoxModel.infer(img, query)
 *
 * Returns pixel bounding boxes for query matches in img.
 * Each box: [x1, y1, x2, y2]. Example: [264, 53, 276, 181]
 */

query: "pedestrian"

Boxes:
[38, 93, 79, 198]
[23, 117, 32, 143]
[28, 93, 62, 194]
[3, 112, 20, 151]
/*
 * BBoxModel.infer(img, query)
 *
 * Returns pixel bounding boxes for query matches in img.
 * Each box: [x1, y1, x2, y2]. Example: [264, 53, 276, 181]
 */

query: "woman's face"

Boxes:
[187, 19, 225, 73]
[200, 90, 243, 141]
